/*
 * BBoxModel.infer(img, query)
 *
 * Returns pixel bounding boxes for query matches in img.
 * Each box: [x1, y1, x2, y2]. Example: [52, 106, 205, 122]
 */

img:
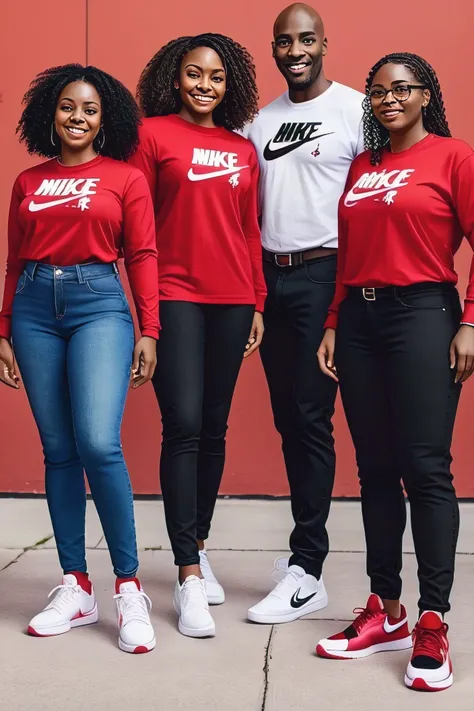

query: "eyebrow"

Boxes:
[184, 63, 224, 73]
[275, 31, 317, 40]
[60, 97, 100, 106]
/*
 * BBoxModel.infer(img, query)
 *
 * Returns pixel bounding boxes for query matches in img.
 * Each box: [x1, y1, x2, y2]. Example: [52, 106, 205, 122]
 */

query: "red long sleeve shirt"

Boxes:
[325, 134, 474, 329]
[129, 115, 266, 312]
[0, 155, 159, 339]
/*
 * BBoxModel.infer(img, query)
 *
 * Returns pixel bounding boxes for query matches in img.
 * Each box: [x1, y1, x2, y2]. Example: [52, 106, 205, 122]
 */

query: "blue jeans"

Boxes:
[12, 262, 138, 578]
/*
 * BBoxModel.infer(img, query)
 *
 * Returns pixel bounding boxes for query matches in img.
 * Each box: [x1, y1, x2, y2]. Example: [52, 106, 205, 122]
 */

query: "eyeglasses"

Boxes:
[368, 84, 427, 103]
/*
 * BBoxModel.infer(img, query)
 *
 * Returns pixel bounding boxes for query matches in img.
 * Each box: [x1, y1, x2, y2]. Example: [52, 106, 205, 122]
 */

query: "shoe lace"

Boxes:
[269, 569, 304, 599]
[351, 606, 380, 634]
[413, 623, 449, 661]
[113, 589, 152, 624]
[46, 584, 81, 613]
[182, 577, 208, 610]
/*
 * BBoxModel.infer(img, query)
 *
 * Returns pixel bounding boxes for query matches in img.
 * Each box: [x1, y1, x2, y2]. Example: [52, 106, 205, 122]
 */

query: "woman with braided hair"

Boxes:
[316, 53, 474, 690]
[131, 34, 266, 638]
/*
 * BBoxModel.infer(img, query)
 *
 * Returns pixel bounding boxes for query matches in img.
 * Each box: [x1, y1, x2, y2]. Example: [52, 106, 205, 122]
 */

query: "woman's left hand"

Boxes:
[450, 325, 474, 383]
[131, 336, 157, 388]
[244, 312, 264, 358]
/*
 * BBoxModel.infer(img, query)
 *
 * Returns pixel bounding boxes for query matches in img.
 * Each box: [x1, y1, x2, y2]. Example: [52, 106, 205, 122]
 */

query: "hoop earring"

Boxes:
[50, 122, 58, 147]
[96, 126, 106, 151]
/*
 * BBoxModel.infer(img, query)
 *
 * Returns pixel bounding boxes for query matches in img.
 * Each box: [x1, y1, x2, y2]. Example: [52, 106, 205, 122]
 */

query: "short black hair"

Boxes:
[363, 52, 451, 166]
[17, 64, 141, 161]
[137, 33, 259, 131]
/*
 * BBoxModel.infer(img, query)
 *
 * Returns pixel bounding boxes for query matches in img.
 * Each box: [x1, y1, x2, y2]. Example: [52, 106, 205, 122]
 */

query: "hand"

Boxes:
[450, 324, 474, 383]
[0, 337, 20, 389]
[244, 312, 264, 358]
[317, 328, 338, 382]
[131, 336, 157, 389]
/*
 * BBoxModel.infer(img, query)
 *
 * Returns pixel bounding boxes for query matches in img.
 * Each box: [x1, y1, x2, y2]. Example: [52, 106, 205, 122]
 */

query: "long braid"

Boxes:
[137, 33, 259, 131]
[363, 52, 451, 166]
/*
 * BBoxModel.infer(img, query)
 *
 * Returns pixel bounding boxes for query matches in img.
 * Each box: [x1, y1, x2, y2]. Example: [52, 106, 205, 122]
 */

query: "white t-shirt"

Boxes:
[246, 82, 365, 252]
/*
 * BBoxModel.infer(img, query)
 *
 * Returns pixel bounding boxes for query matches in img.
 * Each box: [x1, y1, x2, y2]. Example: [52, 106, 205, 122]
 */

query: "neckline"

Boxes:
[55, 154, 104, 170]
[168, 114, 227, 136]
[385, 132, 435, 157]
[283, 81, 337, 109]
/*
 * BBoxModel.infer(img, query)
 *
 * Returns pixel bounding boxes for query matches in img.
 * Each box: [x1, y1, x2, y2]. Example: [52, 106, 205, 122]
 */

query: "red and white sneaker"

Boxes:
[27, 573, 98, 636]
[404, 611, 453, 691]
[114, 579, 156, 654]
[316, 594, 412, 659]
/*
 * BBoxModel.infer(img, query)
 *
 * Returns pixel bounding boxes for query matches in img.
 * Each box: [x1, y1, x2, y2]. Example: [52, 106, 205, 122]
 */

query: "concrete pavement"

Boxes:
[0, 499, 473, 710]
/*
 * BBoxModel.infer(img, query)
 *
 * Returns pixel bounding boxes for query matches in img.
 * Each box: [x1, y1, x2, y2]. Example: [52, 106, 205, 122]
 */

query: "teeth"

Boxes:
[289, 63, 307, 70]
[66, 127, 86, 134]
[192, 95, 214, 103]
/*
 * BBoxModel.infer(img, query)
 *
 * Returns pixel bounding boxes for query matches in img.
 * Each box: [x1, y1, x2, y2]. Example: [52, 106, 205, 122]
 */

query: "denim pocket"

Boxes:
[304, 257, 337, 285]
[15, 272, 28, 295]
[394, 288, 454, 311]
[85, 274, 130, 311]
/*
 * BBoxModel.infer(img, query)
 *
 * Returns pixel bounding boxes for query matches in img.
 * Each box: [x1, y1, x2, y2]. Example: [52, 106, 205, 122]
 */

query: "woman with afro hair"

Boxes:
[0, 64, 159, 654]
[317, 53, 474, 691]
[131, 33, 266, 638]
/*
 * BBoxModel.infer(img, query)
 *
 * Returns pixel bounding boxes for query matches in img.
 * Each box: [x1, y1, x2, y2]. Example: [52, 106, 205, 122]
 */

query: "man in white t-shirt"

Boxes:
[246, 2, 364, 624]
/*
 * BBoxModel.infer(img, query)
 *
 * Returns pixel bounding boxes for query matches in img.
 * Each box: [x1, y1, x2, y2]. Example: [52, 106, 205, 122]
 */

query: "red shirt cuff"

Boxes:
[324, 313, 338, 330]
[462, 301, 474, 324]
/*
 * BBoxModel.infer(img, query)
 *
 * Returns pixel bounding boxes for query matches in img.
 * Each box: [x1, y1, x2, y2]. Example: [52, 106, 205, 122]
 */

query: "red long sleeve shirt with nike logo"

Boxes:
[0, 155, 159, 340]
[325, 134, 474, 329]
[129, 115, 266, 312]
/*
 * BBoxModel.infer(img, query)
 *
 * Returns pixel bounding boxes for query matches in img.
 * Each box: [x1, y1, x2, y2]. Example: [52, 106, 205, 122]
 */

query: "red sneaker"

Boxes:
[404, 611, 453, 691]
[316, 594, 412, 659]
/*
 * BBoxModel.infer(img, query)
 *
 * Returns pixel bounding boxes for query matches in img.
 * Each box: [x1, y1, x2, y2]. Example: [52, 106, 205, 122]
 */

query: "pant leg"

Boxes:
[11, 272, 87, 574]
[336, 296, 406, 601]
[153, 301, 205, 567]
[67, 307, 137, 579]
[260, 257, 338, 578]
[196, 305, 255, 541]
[383, 287, 461, 614]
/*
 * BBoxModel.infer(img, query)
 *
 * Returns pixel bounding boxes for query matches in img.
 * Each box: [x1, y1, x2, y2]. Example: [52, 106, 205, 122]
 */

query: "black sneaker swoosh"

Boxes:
[263, 132, 334, 161]
[290, 588, 318, 609]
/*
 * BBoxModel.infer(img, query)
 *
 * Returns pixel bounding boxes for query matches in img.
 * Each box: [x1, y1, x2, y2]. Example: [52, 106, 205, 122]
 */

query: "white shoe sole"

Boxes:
[207, 590, 225, 606]
[248, 593, 328, 624]
[404, 671, 453, 691]
[317, 635, 413, 659]
[118, 635, 156, 654]
[27, 603, 99, 637]
[173, 598, 216, 638]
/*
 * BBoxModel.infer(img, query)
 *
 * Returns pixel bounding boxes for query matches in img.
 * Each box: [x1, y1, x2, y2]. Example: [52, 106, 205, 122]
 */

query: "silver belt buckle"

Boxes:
[362, 288, 376, 301]
[275, 253, 292, 267]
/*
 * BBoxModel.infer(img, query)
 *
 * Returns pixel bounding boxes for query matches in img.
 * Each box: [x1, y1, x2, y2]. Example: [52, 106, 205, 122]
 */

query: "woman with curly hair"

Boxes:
[0, 64, 159, 653]
[131, 33, 266, 638]
[316, 53, 474, 690]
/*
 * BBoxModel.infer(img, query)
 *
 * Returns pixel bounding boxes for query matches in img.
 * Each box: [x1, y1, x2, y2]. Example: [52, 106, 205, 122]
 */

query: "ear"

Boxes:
[422, 88, 431, 108]
[322, 37, 328, 57]
[271, 41, 276, 58]
[174, 81, 179, 90]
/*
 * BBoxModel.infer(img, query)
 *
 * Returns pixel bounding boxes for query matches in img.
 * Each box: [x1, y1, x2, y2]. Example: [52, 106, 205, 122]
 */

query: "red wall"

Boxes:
[1, 1, 473, 495]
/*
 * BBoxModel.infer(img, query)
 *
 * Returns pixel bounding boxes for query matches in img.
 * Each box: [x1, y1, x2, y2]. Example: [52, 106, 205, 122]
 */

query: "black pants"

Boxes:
[260, 256, 338, 578]
[336, 283, 461, 614]
[153, 301, 254, 567]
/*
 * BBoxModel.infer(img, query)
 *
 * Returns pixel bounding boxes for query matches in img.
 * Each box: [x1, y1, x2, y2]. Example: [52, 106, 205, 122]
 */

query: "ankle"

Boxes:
[382, 598, 402, 620]
[179, 564, 202, 585]
[197, 539, 205, 552]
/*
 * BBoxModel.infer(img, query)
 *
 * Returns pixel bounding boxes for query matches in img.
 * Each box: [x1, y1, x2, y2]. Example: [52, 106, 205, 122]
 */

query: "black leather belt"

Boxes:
[262, 247, 337, 267]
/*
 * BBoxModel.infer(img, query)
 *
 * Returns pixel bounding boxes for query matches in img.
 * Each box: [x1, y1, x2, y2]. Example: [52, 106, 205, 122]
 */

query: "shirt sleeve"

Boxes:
[324, 164, 356, 330]
[452, 152, 474, 323]
[128, 123, 158, 201]
[122, 171, 160, 339]
[0, 178, 27, 340]
[241, 147, 267, 312]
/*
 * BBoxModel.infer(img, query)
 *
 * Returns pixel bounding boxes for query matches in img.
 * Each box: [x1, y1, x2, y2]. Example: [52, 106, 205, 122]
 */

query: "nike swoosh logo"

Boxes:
[383, 616, 408, 634]
[290, 588, 317, 609]
[187, 165, 248, 182]
[263, 132, 334, 161]
[28, 194, 91, 212]
[344, 183, 410, 207]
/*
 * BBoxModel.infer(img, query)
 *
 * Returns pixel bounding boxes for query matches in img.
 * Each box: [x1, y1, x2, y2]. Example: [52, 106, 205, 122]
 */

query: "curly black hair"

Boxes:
[17, 64, 141, 161]
[137, 33, 259, 131]
[363, 52, 451, 166]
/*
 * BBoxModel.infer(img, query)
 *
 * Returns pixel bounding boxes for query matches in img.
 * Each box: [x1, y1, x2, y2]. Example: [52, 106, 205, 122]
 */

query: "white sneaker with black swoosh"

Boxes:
[247, 564, 328, 624]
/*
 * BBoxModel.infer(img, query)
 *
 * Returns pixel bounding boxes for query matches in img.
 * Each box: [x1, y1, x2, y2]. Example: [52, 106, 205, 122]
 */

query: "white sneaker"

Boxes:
[271, 556, 290, 583]
[114, 580, 156, 654]
[27, 574, 98, 636]
[248, 564, 328, 624]
[199, 549, 225, 605]
[173, 576, 216, 638]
